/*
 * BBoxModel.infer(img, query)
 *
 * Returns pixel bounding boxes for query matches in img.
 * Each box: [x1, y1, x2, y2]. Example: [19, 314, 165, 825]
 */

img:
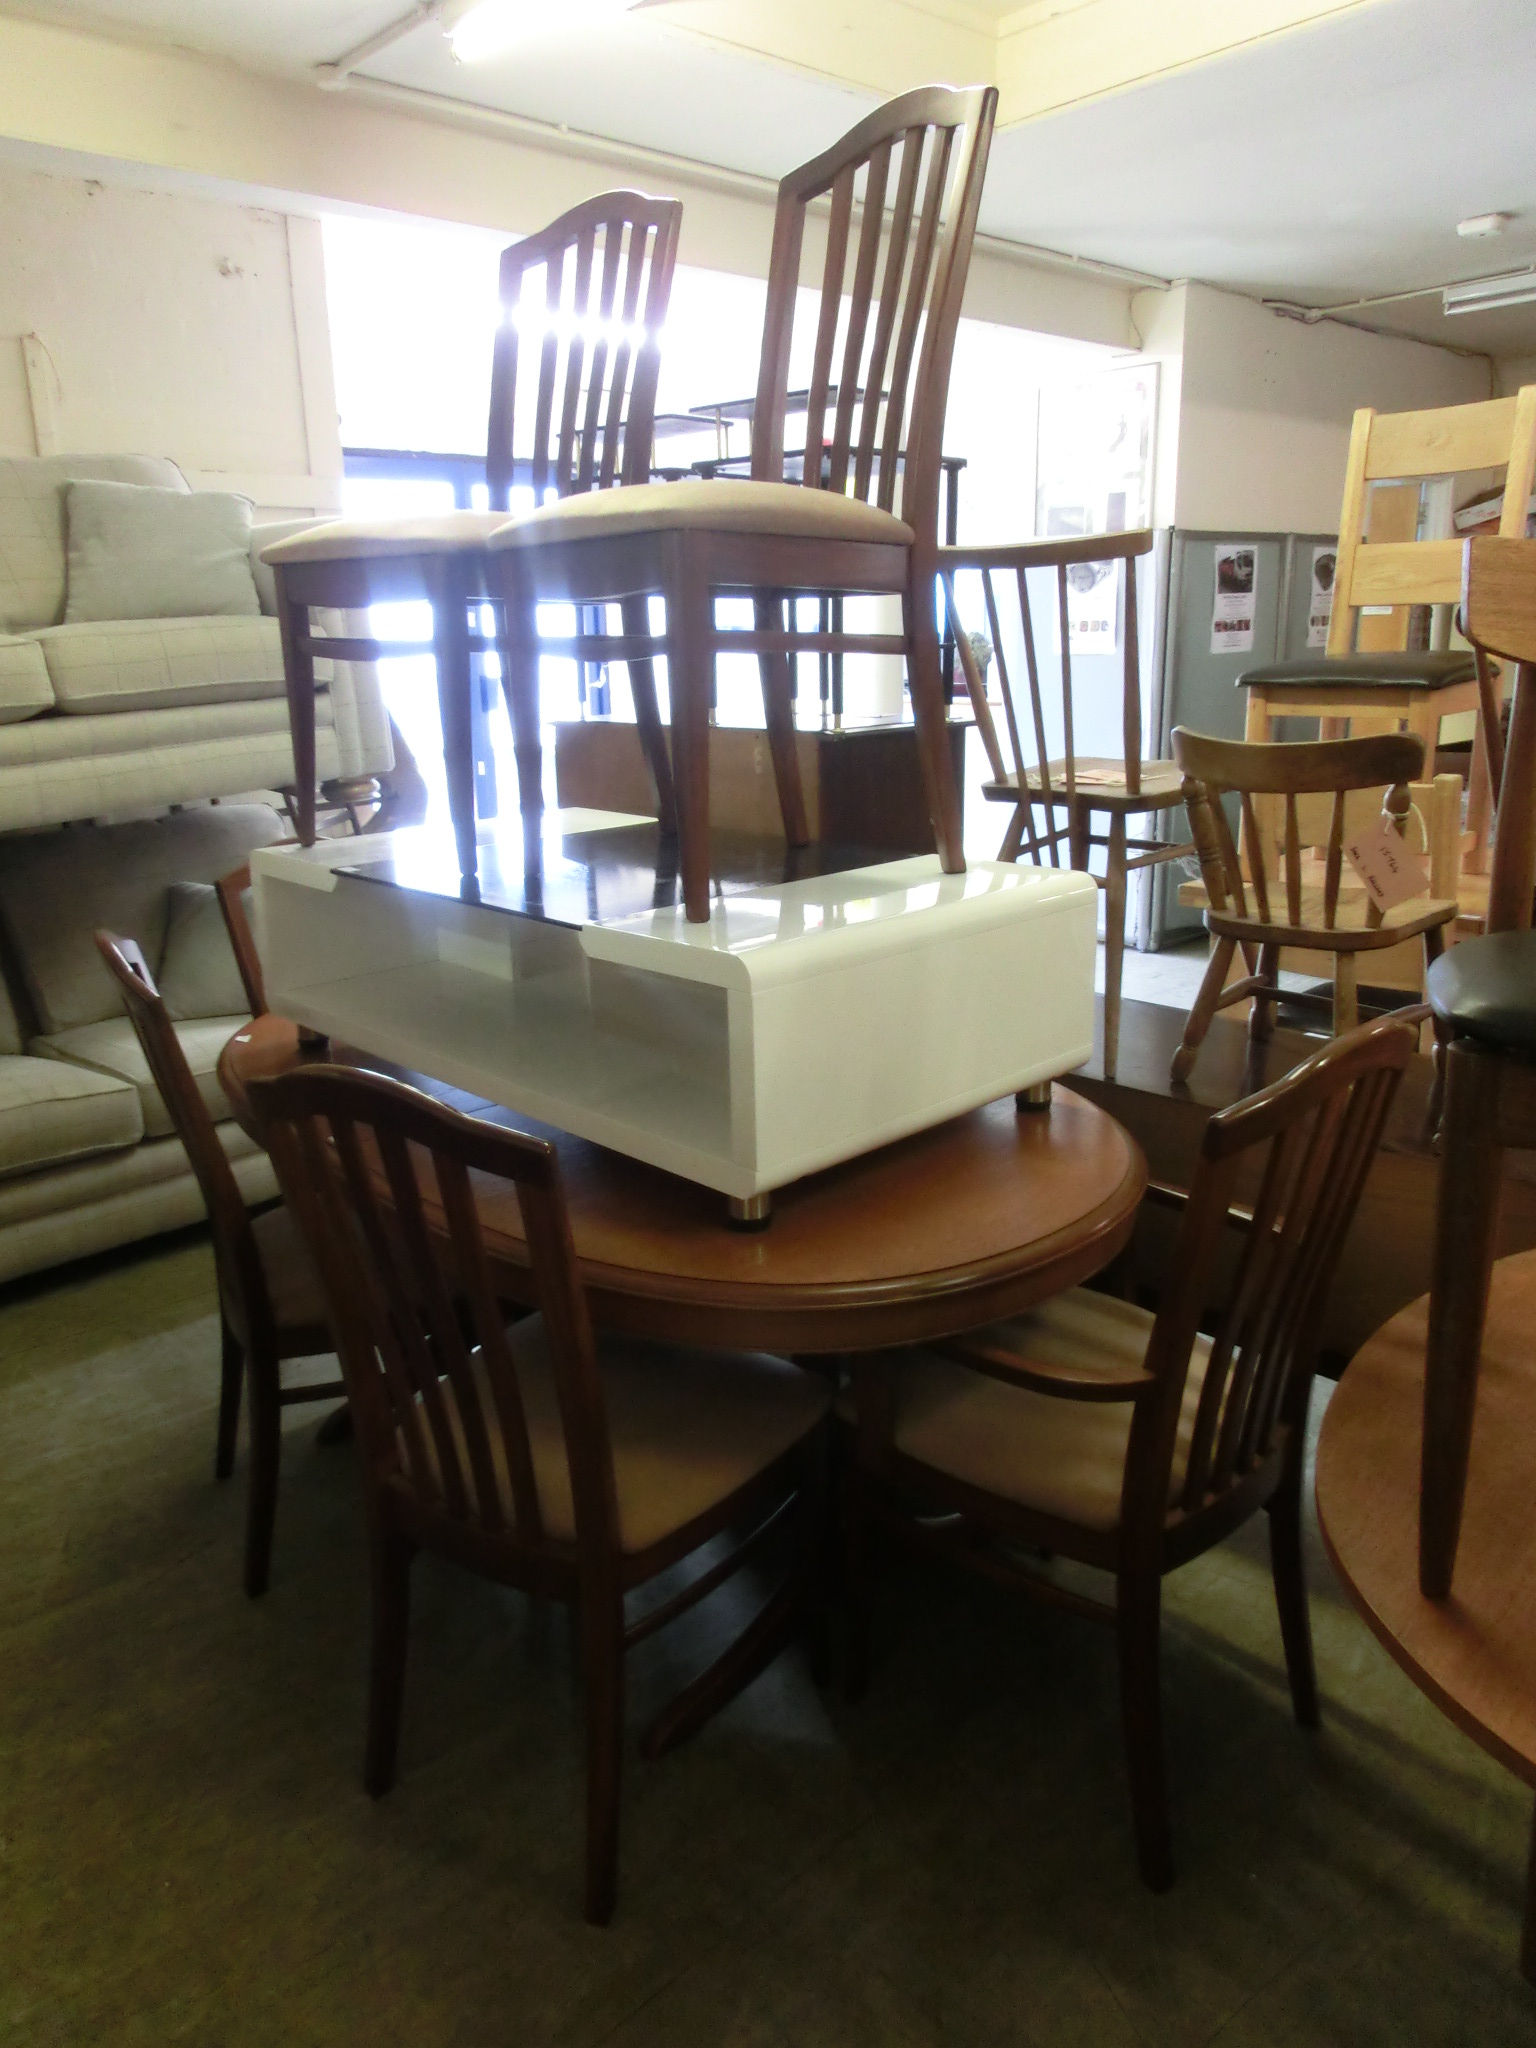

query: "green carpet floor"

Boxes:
[2, 1229, 1533, 2046]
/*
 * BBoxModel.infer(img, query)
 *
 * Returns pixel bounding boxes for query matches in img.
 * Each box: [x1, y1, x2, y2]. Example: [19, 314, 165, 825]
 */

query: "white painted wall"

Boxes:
[1495, 353, 1536, 396]
[0, 158, 341, 517]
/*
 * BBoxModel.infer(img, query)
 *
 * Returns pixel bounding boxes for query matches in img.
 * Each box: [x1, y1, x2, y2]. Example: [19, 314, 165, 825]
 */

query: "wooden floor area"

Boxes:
[1068, 995, 1536, 1374]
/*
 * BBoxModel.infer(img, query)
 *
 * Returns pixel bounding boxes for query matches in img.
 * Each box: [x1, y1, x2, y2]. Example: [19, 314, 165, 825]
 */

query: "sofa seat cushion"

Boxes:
[35, 615, 284, 715]
[31, 1015, 249, 1138]
[0, 636, 54, 724]
[0, 1054, 143, 1179]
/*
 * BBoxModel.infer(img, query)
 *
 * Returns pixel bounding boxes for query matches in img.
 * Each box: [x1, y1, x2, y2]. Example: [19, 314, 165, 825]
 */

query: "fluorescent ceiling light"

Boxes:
[448, 0, 642, 61]
[1443, 268, 1536, 316]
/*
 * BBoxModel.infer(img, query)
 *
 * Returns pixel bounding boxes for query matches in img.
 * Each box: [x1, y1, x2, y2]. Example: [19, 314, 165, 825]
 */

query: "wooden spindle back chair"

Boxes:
[215, 862, 267, 1017]
[939, 529, 1190, 1077]
[94, 932, 338, 1595]
[247, 1060, 831, 1924]
[845, 1014, 1414, 1888]
[1170, 727, 1457, 1080]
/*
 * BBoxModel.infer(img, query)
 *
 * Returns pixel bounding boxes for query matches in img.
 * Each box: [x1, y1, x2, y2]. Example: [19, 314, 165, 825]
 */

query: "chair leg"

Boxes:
[800, 1433, 833, 1691]
[999, 802, 1027, 863]
[363, 1517, 415, 1798]
[841, 1458, 871, 1705]
[243, 1335, 282, 1600]
[1421, 1037, 1505, 1599]
[755, 594, 810, 848]
[1170, 937, 1237, 1084]
[1116, 1569, 1173, 1891]
[1102, 812, 1127, 1082]
[1332, 951, 1359, 1034]
[668, 550, 715, 924]
[215, 1313, 243, 1482]
[580, 1588, 626, 1926]
[904, 582, 965, 876]
[1266, 1438, 1320, 1729]
[1249, 941, 1280, 1045]
[276, 584, 319, 849]
[620, 594, 677, 835]
[427, 554, 479, 887]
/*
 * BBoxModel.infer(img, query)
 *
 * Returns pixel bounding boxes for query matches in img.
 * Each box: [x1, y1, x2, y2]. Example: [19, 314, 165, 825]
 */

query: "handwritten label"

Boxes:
[1344, 817, 1429, 913]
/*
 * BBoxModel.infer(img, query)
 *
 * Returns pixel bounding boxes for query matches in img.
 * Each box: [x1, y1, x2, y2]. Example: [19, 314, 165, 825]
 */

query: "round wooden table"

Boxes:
[220, 1014, 1146, 1354]
[1316, 1248, 1536, 1982]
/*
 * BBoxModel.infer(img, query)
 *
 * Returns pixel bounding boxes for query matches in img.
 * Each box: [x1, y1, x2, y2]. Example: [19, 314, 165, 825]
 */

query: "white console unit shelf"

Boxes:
[251, 812, 1097, 1206]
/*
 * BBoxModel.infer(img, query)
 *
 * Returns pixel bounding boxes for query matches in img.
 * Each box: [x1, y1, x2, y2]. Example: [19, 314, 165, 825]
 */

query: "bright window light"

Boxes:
[449, 0, 641, 62]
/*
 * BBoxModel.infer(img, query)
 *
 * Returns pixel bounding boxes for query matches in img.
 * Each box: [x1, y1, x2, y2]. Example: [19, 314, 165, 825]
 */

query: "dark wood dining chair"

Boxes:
[263, 191, 684, 885]
[940, 530, 1192, 1080]
[481, 84, 999, 925]
[215, 862, 267, 1016]
[1169, 726, 1457, 1082]
[245, 1061, 833, 1924]
[1421, 534, 1536, 1598]
[95, 932, 340, 1597]
[842, 1015, 1414, 1889]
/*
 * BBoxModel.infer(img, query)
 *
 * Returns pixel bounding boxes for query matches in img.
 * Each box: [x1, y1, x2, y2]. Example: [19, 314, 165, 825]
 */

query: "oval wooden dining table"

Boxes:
[220, 1014, 1147, 1355]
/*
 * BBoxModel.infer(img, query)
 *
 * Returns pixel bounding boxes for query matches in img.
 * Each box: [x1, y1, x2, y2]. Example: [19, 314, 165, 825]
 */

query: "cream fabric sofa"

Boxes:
[0, 454, 391, 833]
[0, 803, 289, 1283]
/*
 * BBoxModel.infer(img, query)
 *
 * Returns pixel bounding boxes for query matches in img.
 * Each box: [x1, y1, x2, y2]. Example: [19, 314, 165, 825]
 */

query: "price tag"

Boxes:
[1343, 817, 1429, 913]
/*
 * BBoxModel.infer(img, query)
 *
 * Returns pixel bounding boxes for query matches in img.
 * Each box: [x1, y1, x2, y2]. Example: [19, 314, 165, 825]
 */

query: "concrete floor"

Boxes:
[4, 1010, 1534, 2045]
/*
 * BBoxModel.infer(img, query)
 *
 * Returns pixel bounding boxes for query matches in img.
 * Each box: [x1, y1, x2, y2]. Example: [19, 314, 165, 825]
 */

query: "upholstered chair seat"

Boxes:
[487, 479, 915, 550]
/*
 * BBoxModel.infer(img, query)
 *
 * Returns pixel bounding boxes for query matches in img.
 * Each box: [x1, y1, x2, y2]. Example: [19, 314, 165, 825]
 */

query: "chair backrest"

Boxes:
[94, 930, 270, 1343]
[751, 84, 998, 544]
[1124, 1016, 1414, 1538]
[941, 531, 1155, 800]
[246, 1063, 619, 1565]
[215, 862, 267, 1017]
[1328, 387, 1536, 656]
[1172, 726, 1429, 935]
[486, 191, 684, 512]
[1463, 534, 1536, 932]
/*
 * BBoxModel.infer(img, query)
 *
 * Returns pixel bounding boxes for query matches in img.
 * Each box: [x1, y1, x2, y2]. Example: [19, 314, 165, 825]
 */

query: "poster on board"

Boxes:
[1307, 546, 1337, 649]
[1064, 556, 1118, 654]
[1210, 543, 1257, 655]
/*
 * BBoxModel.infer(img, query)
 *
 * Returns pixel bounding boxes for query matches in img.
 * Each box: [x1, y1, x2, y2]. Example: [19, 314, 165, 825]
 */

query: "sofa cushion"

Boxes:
[31, 1015, 248, 1139]
[0, 804, 287, 1033]
[36, 615, 284, 715]
[0, 637, 54, 724]
[0, 455, 188, 634]
[0, 1054, 143, 1179]
[64, 480, 261, 624]
[157, 882, 248, 1022]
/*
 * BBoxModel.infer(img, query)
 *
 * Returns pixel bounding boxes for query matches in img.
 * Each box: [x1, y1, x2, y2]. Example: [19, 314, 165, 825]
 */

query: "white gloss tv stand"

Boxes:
[251, 811, 1098, 1221]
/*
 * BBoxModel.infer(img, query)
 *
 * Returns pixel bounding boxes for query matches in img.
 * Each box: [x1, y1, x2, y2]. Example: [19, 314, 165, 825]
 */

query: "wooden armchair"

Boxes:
[940, 530, 1191, 1078]
[246, 1061, 832, 1923]
[1169, 727, 1457, 1082]
[94, 932, 340, 1596]
[843, 1015, 1414, 1888]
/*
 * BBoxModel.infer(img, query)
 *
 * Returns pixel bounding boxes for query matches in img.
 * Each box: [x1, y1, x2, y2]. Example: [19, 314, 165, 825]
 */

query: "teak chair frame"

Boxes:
[94, 932, 340, 1596]
[940, 529, 1193, 1078]
[246, 1061, 830, 1924]
[271, 191, 684, 883]
[215, 861, 268, 1017]
[1422, 534, 1536, 1599]
[481, 84, 999, 924]
[1170, 726, 1456, 1082]
[844, 1016, 1414, 1888]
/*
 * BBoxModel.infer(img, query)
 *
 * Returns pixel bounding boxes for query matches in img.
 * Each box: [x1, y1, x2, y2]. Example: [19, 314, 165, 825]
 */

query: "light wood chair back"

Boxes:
[215, 862, 267, 1017]
[751, 84, 996, 541]
[1329, 388, 1536, 657]
[94, 930, 270, 1352]
[487, 191, 683, 511]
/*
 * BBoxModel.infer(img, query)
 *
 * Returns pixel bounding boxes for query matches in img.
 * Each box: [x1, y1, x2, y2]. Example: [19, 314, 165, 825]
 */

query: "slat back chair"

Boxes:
[1422, 534, 1536, 1598]
[846, 1015, 1414, 1888]
[482, 85, 998, 926]
[939, 529, 1189, 1078]
[94, 932, 338, 1595]
[215, 862, 267, 1017]
[246, 1060, 831, 1924]
[1169, 727, 1456, 1080]
[264, 191, 684, 887]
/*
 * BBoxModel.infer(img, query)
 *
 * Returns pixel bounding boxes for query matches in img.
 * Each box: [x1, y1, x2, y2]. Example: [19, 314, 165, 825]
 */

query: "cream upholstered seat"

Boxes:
[410, 1316, 831, 1555]
[260, 509, 509, 567]
[487, 478, 915, 551]
[885, 1292, 1213, 1535]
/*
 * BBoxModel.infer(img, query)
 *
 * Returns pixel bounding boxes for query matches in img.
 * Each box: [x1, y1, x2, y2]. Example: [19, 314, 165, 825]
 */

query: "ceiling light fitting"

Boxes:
[315, 0, 656, 89]
[1443, 268, 1536, 316]
[1457, 212, 1514, 239]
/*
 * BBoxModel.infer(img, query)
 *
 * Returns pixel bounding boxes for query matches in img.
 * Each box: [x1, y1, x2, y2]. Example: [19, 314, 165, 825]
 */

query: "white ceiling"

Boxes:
[10, 0, 1536, 356]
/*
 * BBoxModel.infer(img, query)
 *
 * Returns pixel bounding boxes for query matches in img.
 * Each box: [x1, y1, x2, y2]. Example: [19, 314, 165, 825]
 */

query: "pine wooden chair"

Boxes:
[263, 191, 684, 886]
[481, 84, 999, 925]
[246, 1060, 832, 1924]
[1422, 534, 1536, 1597]
[940, 530, 1191, 1079]
[215, 862, 267, 1017]
[1169, 727, 1457, 1083]
[842, 1015, 1414, 1888]
[94, 932, 340, 1597]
